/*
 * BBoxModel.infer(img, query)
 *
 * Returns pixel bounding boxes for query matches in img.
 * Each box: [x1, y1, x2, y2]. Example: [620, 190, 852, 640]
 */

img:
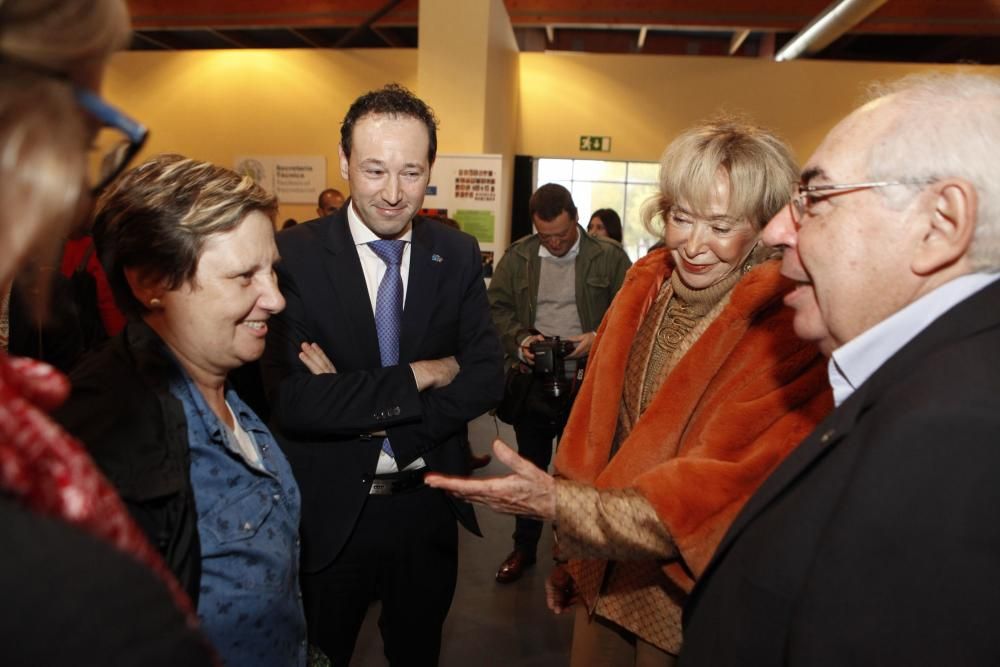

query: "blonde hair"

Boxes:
[642, 117, 798, 238]
[0, 0, 131, 300]
[94, 154, 278, 319]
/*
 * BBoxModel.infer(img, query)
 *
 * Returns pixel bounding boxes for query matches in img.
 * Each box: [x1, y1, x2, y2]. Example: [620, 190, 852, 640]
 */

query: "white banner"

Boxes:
[234, 155, 327, 205]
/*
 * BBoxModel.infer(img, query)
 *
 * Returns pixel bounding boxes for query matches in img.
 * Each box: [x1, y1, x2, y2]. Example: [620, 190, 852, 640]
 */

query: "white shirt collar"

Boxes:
[537, 225, 582, 262]
[346, 202, 413, 246]
[828, 272, 1000, 406]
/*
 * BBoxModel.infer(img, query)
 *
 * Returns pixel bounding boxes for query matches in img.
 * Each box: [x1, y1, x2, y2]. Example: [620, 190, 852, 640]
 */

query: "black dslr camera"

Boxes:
[530, 336, 576, 397]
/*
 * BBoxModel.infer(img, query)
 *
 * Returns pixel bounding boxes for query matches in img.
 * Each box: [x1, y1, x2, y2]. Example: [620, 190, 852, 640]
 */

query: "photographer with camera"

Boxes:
[488, 183, 631, 583]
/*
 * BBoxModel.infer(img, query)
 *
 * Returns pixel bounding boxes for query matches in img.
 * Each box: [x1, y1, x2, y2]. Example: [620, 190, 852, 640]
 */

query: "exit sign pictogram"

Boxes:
[579, 135, 612, 152]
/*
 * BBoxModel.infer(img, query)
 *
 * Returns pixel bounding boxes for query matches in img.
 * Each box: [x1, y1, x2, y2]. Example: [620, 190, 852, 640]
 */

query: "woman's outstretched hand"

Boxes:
[424, 439, 556, 521]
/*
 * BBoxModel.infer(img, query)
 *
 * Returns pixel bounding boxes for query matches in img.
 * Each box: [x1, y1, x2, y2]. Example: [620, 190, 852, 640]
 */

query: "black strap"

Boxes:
[76, 238, 96, 274]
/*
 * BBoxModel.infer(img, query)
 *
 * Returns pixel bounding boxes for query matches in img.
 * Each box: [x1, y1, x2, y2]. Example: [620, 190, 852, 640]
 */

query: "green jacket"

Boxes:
[488, 226, 632, 361]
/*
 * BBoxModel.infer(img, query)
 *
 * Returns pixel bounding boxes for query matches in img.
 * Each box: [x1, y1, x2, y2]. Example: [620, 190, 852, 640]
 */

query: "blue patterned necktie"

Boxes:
[369, 239, 406, 457]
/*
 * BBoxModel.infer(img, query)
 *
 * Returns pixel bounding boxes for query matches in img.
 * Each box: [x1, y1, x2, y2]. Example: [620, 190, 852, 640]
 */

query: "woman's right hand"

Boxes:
[545, 563, 579, 614]
[299, 342, 337, 375]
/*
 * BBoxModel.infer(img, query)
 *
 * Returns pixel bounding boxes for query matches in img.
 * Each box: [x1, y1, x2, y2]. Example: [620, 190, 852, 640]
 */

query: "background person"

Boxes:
[2, 270, 84, 373]
[60, 229, 128, 348]
[428, 119, 832, 666]
[488, 183, 631, 583]
[681, 72, 1000, 666]
[0, 0, 212, 663]
[56, 154, 306, 667]
[261, 83, 504, 666]
[587, 208, 623, 243]
[316, 187, 346, 217]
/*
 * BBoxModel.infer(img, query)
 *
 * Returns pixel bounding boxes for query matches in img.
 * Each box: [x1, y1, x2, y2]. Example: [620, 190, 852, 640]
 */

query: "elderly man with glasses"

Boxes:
[680, 71, 1000, 665]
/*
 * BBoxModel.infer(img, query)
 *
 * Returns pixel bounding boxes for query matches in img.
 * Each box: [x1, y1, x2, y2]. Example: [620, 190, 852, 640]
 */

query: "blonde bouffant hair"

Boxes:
[642, 117, 798, 239]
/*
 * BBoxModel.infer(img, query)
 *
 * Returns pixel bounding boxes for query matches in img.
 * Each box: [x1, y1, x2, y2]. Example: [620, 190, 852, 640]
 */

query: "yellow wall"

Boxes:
[418, 0, 519, 249]
[103, 47, 998, 225]
[418, 1, 491, 152]
[481, 0, 520, 252]
[517, 52, 999, 164]
[103, 49, 417, 223]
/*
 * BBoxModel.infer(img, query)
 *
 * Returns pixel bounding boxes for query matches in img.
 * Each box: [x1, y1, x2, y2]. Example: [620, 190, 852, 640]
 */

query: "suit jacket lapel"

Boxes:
[321, 210, 382, 366]
[400, 218, 440, 362]
[698, 277, 1000, 592]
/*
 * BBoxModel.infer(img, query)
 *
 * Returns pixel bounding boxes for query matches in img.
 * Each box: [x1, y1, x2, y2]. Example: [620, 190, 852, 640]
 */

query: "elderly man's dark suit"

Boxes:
[681, 277, 1000, 666]
[261, 205, 503, 664]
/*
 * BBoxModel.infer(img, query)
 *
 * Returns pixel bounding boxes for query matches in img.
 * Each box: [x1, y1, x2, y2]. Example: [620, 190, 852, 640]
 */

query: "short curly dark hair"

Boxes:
[529, 183, 578, 223]
[340, 83, 439, 164]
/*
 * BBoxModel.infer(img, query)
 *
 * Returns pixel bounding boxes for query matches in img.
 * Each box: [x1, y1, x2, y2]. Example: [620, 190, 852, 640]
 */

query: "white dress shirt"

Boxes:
[829, 272, 1000, 406]
[347, 203, 412, 310]
[346, 204, 424, 473]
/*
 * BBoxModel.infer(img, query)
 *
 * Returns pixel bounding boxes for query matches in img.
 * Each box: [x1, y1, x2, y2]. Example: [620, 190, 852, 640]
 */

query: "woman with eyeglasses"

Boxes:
[0, 0, 213, 664]
[428, 118, 833, 666]
[56, 154, 308, 667]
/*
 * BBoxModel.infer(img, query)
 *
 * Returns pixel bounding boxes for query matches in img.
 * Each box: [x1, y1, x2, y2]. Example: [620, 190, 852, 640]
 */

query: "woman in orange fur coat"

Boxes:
[427, 118, 832, 666]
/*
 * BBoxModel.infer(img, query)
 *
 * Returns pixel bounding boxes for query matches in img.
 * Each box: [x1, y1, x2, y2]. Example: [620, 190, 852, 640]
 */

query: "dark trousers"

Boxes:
[301, 485, 458, 667]
[512, 420, 565, 556]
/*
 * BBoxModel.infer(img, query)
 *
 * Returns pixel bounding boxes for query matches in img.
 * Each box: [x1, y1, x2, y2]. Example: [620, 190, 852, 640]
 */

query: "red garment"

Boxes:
[60, 236, 126, 336]
[0, 351, 197, 624]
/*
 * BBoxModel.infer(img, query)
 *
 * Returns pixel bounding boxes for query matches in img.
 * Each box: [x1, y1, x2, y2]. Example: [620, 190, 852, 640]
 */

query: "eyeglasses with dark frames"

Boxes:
[74, 88, 149, 195]
[789, 180, 932, 224]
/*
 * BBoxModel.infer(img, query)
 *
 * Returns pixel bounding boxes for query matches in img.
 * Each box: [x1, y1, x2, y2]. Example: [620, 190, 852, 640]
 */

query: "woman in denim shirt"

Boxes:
[58, 154, 307, 666]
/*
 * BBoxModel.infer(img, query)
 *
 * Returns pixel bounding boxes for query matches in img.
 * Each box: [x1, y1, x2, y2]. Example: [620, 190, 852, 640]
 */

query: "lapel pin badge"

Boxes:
[431, 254, 444, 263]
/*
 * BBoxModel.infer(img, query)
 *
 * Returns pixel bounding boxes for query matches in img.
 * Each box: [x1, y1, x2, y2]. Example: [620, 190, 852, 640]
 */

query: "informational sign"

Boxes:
[579, 135, 612, 152]
[454, 209, 495, 243]
[234, 155, 326, 204]
[424, 154, 504, 250]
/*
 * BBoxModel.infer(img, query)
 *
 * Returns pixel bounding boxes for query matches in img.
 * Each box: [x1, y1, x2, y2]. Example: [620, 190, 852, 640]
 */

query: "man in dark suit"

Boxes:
[261, 84, 504, 665]
[681, 72, 1000, 665]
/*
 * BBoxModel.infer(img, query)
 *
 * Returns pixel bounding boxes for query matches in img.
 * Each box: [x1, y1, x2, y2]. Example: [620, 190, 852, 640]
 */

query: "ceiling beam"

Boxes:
[334, 0, 405, 47]
[125, 0, 1000, 35]
[287, 27, 327, 48]
[206, 28, 250, 48]
[131, 30, 177, 50]
[729, 28, 751, 54]
[371, 25, 406, 48]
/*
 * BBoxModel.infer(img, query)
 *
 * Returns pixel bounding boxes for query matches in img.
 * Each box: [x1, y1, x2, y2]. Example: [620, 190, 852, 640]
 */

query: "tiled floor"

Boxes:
[351, 414, 574, 666]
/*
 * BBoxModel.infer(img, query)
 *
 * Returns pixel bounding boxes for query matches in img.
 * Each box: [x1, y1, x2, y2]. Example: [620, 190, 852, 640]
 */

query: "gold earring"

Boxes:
[149, 298, 162, 307]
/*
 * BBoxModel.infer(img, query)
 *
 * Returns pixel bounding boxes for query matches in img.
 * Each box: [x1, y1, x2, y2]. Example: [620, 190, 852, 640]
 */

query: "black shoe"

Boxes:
[496, 549, 536, 584]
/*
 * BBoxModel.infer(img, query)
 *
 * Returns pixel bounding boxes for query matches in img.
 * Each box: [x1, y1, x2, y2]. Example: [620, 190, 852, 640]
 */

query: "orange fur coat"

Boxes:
[554, 250, 832, 592]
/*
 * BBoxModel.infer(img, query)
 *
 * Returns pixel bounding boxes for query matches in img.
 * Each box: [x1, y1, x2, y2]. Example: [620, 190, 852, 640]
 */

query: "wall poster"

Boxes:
[234, 155, 327, 205]
[423, 154, 504, 264]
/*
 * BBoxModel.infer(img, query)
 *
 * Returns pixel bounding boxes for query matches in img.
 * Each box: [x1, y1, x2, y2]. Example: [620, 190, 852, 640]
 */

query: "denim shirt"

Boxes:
[169, 369, 306, 667]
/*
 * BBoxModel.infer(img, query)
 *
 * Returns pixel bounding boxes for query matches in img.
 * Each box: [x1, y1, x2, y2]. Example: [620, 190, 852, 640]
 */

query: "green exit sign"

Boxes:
[579, 135, 612, 152]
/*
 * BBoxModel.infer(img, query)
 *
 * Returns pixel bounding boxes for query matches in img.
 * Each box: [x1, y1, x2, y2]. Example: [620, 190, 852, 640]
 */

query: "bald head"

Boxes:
[761, 71, 1000, 352]
[317, 188, 345, 217]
